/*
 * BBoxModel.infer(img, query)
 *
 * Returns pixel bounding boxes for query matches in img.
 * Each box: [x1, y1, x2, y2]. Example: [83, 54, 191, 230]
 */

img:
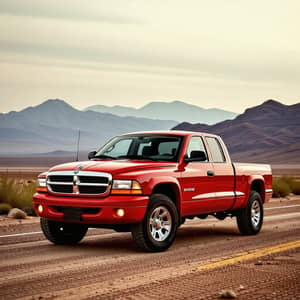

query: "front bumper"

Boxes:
[33, 193, 149, 224]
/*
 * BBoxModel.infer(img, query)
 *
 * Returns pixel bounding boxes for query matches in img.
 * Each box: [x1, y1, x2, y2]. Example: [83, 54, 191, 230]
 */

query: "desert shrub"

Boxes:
[0, 176, 16, 204]
[0, 203, 12, 214]
[0, 176, 36, 215]
[272, 178, 291, 198]
[272, 176, 300, 198]
[280, 176, 296, 187]
[290, 180, 300, 195]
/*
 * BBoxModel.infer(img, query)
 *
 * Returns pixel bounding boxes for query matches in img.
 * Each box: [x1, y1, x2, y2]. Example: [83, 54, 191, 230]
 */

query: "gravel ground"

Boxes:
[0, 196, 299, 299]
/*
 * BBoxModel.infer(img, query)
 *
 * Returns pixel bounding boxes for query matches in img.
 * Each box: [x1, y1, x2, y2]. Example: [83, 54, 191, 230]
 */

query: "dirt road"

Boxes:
[1, 197, 300, 299]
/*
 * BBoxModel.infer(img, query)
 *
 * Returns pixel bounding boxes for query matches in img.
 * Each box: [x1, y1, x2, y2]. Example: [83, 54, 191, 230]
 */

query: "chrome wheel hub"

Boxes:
[149, 206, 172, 242]
[153, 218, 162, 230]
[251, 199, 261, 228]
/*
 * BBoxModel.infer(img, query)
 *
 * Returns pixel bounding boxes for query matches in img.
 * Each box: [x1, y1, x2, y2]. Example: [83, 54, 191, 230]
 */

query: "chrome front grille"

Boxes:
[47, 171, 112, 196]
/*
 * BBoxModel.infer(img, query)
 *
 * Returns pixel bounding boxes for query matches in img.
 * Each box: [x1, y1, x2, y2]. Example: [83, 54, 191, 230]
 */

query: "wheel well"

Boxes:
[251, 180, 265, 202]
[152, 183, 180, 210]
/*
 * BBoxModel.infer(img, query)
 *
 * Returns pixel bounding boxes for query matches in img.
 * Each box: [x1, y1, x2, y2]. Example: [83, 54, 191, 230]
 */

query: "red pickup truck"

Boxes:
[33, 131, 272, 252]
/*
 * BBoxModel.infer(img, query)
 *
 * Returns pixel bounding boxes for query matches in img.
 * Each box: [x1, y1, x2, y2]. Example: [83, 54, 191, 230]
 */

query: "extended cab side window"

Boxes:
[205, 137, 226, 163]
[186, 136, 208, 161]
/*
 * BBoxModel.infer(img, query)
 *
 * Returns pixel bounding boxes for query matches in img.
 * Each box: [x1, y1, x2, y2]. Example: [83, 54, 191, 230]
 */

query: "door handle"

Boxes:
[207, 170, 215, 176]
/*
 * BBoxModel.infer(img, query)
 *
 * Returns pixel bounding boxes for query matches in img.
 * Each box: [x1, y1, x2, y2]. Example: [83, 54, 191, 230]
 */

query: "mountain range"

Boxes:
[85, 101, 237, 125]
[0, 98, 299, 164]
[0, 99, 177, 153]
[173, 100, 300, 163]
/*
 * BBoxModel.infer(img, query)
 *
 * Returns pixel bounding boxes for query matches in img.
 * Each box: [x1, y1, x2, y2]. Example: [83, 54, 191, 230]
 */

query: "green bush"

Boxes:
[0, 203, 12, 214]
[0, 176, 36, 215]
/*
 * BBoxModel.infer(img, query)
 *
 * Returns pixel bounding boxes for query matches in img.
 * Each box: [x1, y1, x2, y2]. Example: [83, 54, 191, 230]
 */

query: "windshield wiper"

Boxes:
[93, 154, 116, 160]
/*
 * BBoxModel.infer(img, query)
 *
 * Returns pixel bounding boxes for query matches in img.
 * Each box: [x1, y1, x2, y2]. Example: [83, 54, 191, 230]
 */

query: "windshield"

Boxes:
[94, 135, 183, 162]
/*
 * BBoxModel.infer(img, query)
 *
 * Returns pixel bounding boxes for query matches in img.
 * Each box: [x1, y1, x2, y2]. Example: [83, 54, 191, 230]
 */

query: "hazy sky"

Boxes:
[0, 0, 299, 113]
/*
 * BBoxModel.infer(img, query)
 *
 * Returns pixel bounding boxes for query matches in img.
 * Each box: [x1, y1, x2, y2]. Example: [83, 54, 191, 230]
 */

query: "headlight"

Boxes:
[37, 177, 47, 187]
[36, 175, 47, 192]
[111, 180, 142, 195]
[112, 180, 132, 190]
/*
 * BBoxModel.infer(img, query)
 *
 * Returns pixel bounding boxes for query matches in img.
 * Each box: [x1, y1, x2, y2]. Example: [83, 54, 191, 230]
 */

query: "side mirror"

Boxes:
[88, 151, 97, 160]
[184, 150, 207, 163]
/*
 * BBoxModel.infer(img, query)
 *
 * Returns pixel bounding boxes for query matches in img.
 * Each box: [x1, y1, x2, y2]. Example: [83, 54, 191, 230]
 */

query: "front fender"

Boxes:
[142, 176, 182, 213]
[145, 176, 181, 193]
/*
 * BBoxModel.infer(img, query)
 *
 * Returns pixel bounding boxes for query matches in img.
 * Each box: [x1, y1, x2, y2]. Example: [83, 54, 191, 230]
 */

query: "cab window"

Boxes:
[186, 136, 208, 161]
[205, 137, 226, 162]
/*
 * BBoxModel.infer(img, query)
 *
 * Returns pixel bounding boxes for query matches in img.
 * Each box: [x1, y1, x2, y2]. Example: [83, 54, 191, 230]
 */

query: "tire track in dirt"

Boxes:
[1, 213, 299, 299]
[0, 204, 299, 299]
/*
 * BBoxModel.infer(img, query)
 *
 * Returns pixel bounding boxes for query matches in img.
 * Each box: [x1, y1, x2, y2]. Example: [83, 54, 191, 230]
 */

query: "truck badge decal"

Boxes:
[74, 165, 84, 174]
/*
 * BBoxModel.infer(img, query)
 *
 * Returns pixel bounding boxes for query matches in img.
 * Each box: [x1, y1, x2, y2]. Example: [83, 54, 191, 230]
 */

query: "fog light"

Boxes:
[38, 205, 43, 213]
[116, 208, 125, 217]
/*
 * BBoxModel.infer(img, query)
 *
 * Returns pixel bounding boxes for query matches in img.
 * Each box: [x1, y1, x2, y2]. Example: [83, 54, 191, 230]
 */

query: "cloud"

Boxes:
[0, 0, 143, 24]
[0, 0, 299, 113]
[1, 33, 299, 85]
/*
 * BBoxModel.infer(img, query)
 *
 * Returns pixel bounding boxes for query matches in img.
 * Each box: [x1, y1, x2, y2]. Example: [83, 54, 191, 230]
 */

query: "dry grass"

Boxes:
[272, 176, 300, 198]
[0, 203, 12, 214]
[290, 180, 300, 195]
[0, 176, 36, 215]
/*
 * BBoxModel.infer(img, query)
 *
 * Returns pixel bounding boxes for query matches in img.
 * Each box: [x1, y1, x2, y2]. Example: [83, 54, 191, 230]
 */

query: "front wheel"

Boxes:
[131, 194, 179, 252]
[236, 191, 264, 235]
[40, 218, 88, 245]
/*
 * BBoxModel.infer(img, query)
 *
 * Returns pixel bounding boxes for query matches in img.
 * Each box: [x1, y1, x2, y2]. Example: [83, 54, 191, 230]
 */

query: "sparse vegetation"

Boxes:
[272, 176, 300, 198]
[0, 176, 36, 215]
[0, 203, 12, 214]
[290, 180, 300, 195]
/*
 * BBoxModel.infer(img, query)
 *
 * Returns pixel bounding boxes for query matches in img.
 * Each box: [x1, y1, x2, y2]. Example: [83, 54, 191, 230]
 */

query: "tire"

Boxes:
[131, 194, 179, 252]
[236, 191, 264, 235]
[40, 218, 88, 245]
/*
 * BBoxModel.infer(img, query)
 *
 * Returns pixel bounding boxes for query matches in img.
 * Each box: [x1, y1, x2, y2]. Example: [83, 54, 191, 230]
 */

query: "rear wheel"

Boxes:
[40, 218, 88, 245]
[131, 194, 179, 252]
[236, 191, 263, 235]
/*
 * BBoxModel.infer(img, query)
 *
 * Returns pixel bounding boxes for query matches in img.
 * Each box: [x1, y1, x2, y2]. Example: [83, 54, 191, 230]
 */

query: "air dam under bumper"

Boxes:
[33, 193, 149, 224]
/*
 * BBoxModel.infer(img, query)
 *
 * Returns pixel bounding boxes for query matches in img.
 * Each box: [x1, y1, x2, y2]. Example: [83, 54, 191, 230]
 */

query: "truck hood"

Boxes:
[48, 159, 177, 176]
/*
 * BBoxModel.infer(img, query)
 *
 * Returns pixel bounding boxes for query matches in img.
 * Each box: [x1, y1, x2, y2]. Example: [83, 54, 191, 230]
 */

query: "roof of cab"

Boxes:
[121, 130, 220, 138]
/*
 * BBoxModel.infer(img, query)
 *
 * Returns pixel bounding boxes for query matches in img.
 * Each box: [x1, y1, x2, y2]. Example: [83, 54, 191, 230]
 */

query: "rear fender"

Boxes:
[247, 175, 265, 202]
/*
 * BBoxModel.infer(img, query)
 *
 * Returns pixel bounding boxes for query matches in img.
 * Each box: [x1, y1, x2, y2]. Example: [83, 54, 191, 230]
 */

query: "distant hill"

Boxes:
[0, 99, 177, 153]
[173, 100, 300, 163]
[2, 98, 299, 163]
[85, 100, 238, 125]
